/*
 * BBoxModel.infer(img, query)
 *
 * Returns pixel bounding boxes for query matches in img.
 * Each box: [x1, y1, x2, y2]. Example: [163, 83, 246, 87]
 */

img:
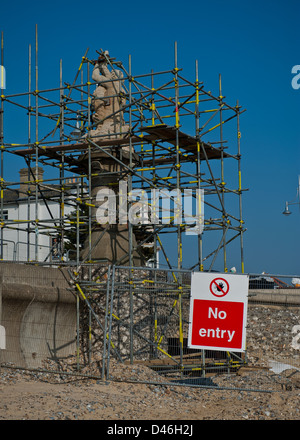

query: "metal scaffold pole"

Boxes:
[174, 41, 182, 272]
[0, 31, 4, 260]
[35, 24, 39, 261]
[195, 59, 203, 272]
[128, 53, 134, 364]
[59, 58, 65, 262]
[237, 100, 245, 273]
[219, 73, 227, 273]
[27, 44, 32, 261]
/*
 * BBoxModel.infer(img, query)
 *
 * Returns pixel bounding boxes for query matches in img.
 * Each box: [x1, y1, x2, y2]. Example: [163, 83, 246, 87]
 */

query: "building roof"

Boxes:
[2, 185, 72, 205]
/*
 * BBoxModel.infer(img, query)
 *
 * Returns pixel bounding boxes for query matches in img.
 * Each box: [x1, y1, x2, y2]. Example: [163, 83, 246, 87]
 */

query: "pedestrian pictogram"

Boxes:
[209, 277, 229, 297]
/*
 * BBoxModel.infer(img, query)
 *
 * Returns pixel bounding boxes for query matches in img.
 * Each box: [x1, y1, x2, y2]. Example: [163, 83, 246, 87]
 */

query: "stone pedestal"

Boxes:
[78, 148, 144, 266]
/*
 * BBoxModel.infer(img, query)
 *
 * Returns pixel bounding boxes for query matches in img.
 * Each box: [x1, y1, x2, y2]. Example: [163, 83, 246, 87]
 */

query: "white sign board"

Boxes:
[188, 272, 249, 352]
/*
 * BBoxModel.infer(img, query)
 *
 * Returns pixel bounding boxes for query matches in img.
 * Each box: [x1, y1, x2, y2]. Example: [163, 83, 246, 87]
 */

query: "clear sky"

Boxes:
[0, 0, 299, 275]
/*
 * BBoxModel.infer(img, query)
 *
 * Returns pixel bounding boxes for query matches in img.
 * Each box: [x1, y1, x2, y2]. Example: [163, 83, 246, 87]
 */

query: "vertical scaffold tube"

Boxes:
[59, 59, 65, 262]
[195, 60, 203, 272]
[0, 31, 4, 260]
[27, 44, 31, 261]
[237, 100, 245, 273]
[219, 74, 227, 273]
[128, 54, 134, 364]
[174, 42, 182, 271]
[35, 24, 39, 261]
[174, 42, 183, 376]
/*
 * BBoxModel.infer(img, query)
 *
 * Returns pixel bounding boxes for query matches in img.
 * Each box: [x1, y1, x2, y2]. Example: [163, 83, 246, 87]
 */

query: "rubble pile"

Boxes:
[0, 302, 300, 420]
[246, 305, 300, 368]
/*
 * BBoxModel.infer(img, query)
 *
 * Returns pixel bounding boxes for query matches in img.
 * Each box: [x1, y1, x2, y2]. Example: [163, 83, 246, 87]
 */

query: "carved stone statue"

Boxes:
[89, 55, 129, 139]
[78, 51, 145, 266]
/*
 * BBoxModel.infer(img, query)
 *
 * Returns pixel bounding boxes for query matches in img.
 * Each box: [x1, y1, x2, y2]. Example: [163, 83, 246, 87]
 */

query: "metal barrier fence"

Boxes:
[0, 262, 300, 392]
[245, 273, 300, 390]
[104, 267, 245, 377]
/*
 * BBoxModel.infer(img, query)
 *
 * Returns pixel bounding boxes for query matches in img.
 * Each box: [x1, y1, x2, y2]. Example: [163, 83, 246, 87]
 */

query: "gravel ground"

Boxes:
[0, 364, 299, 421]
[0, 303, 300, 421]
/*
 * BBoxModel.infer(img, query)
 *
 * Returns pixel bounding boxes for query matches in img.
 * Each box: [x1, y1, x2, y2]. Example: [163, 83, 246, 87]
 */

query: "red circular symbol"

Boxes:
[209, 278, 229, 297]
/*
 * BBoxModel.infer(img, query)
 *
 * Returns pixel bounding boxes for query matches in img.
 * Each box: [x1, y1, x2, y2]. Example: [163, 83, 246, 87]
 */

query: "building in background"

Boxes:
[1, 168, 77, 262]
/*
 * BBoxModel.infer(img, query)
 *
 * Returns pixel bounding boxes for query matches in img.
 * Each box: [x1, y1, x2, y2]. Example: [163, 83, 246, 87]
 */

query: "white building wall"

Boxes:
[2, 198, 74, 262]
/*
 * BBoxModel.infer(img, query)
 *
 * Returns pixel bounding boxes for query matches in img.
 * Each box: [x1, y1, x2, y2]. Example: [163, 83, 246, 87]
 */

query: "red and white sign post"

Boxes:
[188, 272, 249, 352]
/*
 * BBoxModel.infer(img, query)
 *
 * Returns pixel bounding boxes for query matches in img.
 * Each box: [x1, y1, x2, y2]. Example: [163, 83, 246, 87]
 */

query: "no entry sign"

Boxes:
[188, 272, 249, 352]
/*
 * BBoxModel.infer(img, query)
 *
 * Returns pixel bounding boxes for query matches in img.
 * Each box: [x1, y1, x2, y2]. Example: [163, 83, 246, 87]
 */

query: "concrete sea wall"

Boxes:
[0, 263, 76, 368]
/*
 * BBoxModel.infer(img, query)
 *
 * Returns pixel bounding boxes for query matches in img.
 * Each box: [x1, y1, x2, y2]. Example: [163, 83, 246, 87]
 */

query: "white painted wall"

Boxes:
[2, 197, 74, 262]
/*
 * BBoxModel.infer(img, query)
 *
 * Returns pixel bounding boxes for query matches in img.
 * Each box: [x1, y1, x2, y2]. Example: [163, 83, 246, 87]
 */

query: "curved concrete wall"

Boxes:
[249, 289, 300, 306]
[0, 263, 76, 368]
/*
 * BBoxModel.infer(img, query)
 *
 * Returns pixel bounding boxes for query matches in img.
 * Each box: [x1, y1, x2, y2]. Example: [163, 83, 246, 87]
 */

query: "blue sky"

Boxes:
[0, 0, 299, 275]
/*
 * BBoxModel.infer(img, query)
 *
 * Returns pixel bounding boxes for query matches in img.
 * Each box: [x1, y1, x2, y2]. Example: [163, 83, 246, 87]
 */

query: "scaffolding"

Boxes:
[0, 30, 246, 272]
[0, 29, 247, 377]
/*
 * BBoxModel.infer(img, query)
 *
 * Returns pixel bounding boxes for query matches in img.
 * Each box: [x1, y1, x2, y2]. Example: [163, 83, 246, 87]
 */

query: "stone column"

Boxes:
[77, 55, 145, 265]
[78, 148, 144, 266]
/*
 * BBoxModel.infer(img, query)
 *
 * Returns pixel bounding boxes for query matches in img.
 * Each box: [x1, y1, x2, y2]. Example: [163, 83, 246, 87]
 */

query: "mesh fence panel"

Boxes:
[247, 274, 300, 377]
[1, 264, 300, 392]
[101, 268, 300, 391]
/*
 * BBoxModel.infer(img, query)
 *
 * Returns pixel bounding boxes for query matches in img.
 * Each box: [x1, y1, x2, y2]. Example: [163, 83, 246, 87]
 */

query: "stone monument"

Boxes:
[78, 52, 144, 265]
